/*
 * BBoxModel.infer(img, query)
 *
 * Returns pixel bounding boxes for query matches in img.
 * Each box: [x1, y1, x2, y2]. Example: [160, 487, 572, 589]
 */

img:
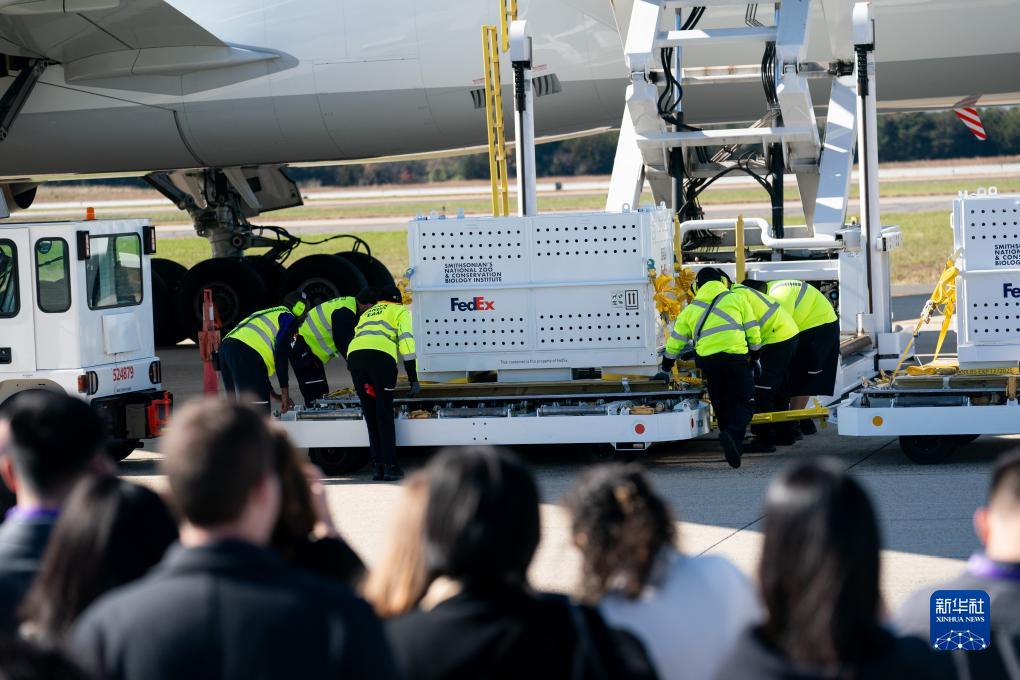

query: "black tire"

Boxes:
[284, 254, 367, 308]
[246, 257, 287, 301]
[151, 259, 189, 346]
[899, 435, 957, 465]
[176, 258, 270, 339]
[309, 447, 370, 475]
[335, 251, 395, 288]
[108, 438, 140, 462]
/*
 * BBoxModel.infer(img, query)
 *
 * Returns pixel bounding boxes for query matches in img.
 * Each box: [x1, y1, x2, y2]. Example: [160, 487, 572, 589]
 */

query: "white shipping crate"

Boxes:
[407, 208, 675, 381]
[953, 190, 1020, 366]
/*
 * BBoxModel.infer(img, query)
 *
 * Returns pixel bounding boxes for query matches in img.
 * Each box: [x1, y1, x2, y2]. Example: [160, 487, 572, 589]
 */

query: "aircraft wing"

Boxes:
[0, 0, 277, 82]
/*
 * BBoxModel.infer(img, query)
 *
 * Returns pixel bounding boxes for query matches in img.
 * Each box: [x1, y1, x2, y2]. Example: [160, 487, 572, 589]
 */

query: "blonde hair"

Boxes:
[363, 471, 431, 617]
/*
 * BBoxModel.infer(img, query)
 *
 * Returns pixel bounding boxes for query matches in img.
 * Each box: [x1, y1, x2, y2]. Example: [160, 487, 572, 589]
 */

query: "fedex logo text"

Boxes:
[1004, 283, 1020, 298]
[450, 296, 495, 312]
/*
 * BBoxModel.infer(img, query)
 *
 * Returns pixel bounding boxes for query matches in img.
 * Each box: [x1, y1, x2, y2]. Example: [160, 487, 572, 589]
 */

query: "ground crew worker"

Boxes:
[660, 267, 761, 468]
[219, 291, 308, 414]
[347, 286, 420, 482]
[289, 288, 379, 405]
[757, 278, 839, 435]
[733, 279, 801, 450]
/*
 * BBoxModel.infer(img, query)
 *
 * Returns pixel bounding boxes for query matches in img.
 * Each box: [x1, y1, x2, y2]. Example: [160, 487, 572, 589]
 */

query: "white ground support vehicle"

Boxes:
[0, 218, 172, 459]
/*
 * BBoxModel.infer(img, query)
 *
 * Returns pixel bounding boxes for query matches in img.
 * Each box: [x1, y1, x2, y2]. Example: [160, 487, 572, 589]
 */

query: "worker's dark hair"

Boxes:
[424, 447, 539, 587]
[565, 464, 675, 602]
[759, 458, 885, 669]
[988, 452, 1020, 510]
[19, 476, 178, 644]
[379, 285, 403, 304]
[283, 291, 308, 316]
[356, 286, 381, 306]
[160, 400, 275, 527]
[0, 391, 107, 498]
[695, 267, 726, 289]
[741, 279, 769, 293]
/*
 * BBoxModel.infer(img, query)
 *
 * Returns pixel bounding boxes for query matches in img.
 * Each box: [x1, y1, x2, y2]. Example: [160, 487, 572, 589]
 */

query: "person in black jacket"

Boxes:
[386, 446, 657, 680]
[0, 391, 110, 636]
[70, 400, 398, 680]
[715, 458, 954, 680]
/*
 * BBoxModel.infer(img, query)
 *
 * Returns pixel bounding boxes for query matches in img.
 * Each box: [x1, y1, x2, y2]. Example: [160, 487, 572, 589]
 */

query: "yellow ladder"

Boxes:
[481, 25, 510, 217]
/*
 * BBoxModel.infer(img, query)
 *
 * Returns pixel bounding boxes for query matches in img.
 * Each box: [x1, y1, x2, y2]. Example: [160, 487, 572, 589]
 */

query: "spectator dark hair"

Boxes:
[379, 285, 403, 304]
[424, 447, 539, 587]
[356, 286, 381, 306]
[160, 400, 274, 527]
[0, 638, 91, 680]
[0, 391, 107, 498]
[759, 458, 884, 669]
[19, 476, 178, 644]
[270, 429, 317, 556]
[988, 452, 1020, 509]
[695, 267, 726, 289]
[741, 279, 769, 293]
[565, 464, 675, 601]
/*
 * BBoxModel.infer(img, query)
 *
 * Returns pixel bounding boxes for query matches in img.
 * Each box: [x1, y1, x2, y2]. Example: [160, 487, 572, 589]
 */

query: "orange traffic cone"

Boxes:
[198, 289, 221, 396]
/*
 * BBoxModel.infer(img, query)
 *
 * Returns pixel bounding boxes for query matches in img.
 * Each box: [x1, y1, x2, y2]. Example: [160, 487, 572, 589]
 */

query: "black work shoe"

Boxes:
[719, 431, 743, 469]
[800, 419, 818, 435]
[382, 465, 405, 482]
[742, 438, 776, 454]
[372, 465, 385, 481]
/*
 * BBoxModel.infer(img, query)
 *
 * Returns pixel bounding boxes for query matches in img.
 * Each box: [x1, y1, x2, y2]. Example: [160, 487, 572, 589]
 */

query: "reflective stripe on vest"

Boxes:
[224, 306, 287, 375]
[691, 297, 742, 342]
[299, 297, 356, 365]
[348, 303, 415, 362]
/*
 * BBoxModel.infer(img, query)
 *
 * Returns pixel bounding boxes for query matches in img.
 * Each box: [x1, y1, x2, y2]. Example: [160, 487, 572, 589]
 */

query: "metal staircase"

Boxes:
[606, 0, 863, 242]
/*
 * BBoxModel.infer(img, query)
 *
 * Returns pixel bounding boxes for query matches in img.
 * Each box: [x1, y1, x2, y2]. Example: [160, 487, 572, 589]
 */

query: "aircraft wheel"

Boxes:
[246, 257, 287, 301]
[284, 254, 367, 308]
[335, 251, 395, 288]
[151, 259, 189, 346]
[309, 447, 370, 475]
[176, 258, 270, 339]
[899, 435, 957, 465]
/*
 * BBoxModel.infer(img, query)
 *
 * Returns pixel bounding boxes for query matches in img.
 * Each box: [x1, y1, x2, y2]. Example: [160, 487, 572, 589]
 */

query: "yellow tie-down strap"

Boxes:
[885, 257, 958, 380]
[710, 400, 829, 429]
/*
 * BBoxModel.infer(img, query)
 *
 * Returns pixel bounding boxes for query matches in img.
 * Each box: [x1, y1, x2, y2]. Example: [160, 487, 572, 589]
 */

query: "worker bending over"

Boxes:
[290, 288, 379, 405]
[758, 279, 839, 435]
[346, 286, 421, 482]
[219, 291, 308, 414]
[661, 267, 761, 468]
[733, 279, 800, 450]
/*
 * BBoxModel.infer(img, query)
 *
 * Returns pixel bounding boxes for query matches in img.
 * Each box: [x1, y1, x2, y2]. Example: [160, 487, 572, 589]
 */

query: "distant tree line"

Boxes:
[288, 107, 1020, 186]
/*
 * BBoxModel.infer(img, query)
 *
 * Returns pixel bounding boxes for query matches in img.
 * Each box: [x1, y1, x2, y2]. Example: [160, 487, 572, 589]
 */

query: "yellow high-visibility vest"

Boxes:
[298, 296, 356, 364]
[665, 281, 762, 359]
[347, 302, 415, 362]
[223, 306, 289, 375]
[732, 285, 799, 345]
[766, 280, 838, 332]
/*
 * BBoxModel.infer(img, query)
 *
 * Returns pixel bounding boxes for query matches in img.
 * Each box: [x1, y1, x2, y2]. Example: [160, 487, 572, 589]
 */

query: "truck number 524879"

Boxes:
[112, 366, 134, 382]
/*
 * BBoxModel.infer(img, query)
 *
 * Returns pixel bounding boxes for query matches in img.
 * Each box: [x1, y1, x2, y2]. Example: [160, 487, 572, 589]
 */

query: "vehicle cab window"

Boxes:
[0, 240, 17, 318]
[35, 238, 70, 313]
[86, 234, 143, 309]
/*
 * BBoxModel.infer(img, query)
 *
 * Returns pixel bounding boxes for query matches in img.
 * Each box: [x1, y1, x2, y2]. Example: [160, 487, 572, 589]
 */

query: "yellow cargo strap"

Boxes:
[886, 257, 958, 379]
[710, 399, 828, 429]
[398, 269, 413, 305]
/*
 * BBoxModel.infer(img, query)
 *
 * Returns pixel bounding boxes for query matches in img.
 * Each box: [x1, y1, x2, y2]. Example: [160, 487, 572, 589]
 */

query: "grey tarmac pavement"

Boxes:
[129, 293, 1006, 610]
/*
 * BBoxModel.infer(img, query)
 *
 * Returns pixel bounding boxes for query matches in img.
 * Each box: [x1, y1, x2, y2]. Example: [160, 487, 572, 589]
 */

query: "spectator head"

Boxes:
[356, 286, 380, 312]
[741, 278, 769, 293]
[0, 391, 108, 505]
[566, 464, 676, 601]
[19, 476, 178, 645]
[364, 470, 431, 617]
[269, 427, 319, 557]
[0, 638, 91, 680]
[424, 447, 539, 588]
[759, 458, 884, 669]
[974, 452, 1020, 562]
[379, 285, 403, 304]
[694, 267, 727, 292]
[160, 400, 279, 545]
[283, 291, 309, 319]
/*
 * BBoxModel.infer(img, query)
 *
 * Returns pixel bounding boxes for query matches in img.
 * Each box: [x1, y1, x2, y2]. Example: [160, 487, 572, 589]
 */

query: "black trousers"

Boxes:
[696, 352, 755, 440]
[348, 349, 399, 467]
[290, 336, 331, 405]
[751, 335, 799, 442]
[219, 338, 271, 414]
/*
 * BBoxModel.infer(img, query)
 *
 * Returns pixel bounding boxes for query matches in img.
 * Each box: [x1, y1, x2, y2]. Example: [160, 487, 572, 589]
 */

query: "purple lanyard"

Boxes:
[4, 506, 59, 522]
[967, 553, 1020, 582]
